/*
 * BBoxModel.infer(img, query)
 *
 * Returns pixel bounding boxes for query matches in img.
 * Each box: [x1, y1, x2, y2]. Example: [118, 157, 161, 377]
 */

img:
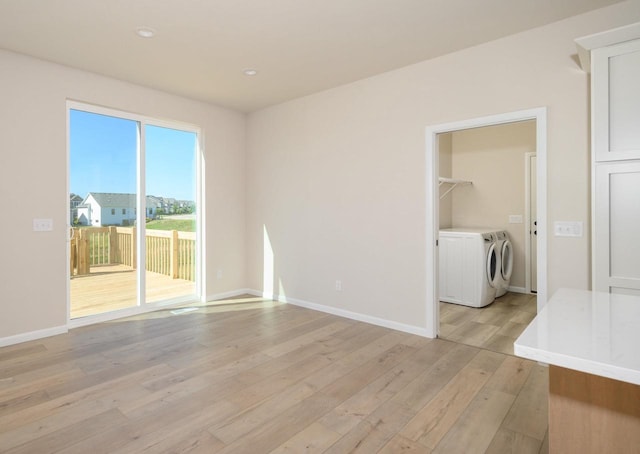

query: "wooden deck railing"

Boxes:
[70, 227, 196, 281]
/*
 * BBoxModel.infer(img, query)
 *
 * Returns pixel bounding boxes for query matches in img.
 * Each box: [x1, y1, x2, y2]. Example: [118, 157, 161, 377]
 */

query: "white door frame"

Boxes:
[425, 107, 547, 338]
[66, 100, 205, 328]
[524, 152, 537, 294]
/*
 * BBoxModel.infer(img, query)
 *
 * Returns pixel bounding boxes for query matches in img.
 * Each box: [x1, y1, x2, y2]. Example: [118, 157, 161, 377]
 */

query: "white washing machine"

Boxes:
[494, 230, 513, 298]
[439, 228, 500, 308]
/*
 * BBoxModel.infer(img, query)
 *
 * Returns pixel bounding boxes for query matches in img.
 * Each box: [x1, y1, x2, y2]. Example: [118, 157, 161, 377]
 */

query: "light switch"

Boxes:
[554, 221, 583, 237]
[33, 218, 53, 231]
[509, 215, 523, 224]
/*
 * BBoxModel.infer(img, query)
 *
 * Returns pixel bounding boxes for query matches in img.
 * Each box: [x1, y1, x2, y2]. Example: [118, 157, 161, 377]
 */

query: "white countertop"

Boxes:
[514, 288, 640, 386]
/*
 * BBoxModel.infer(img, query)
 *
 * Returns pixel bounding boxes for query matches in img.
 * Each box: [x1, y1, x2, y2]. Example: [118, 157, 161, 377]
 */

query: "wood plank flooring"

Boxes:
[439, 292, 537, 355]
[0, 297, 548, 453]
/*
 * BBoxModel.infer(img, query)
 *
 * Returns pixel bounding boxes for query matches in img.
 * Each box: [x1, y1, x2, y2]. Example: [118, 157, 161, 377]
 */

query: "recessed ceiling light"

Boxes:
[243, 69, 258, 76]
[136, 27, 155, 38]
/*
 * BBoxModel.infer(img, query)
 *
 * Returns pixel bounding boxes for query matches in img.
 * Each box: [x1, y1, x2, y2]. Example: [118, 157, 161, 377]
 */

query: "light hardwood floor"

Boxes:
[0, 297, 548, 453]
[439, 292, 538, 356]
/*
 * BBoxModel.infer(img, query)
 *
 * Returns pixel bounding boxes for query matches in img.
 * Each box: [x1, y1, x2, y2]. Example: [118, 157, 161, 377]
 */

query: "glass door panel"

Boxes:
[69, 109, 139, 318]
[144, 125, 197, 304]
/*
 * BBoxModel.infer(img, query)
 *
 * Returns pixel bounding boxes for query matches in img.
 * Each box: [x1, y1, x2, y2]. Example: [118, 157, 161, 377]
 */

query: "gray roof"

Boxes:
[84, 192, 158, 208]
[147, 195, 163, 205]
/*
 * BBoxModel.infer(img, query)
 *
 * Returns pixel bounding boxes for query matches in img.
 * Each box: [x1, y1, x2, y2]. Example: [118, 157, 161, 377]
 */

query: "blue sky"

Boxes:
[69, 109, 196, 201]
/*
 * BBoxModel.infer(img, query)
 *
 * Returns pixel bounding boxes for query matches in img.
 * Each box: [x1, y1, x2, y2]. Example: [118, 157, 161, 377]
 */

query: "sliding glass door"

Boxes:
[68, 104, 200, 320]
[144, 125, 197, 304]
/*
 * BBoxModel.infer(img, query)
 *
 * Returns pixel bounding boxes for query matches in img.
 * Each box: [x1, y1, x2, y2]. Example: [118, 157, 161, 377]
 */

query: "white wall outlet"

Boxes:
[335, 280, 342, 291]
[217, 269, 223, 279]
[508, 215, 523, 224]
[554, 221, 583, 237]
[33, 218, 53, 231]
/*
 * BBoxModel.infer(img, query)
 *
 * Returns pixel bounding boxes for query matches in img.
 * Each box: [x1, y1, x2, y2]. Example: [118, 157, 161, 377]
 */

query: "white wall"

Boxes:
[2, 2, 638, 342]
[450, 121, 536, 290]
[245, 1, 640, 332]
[0, 50, 246, 340]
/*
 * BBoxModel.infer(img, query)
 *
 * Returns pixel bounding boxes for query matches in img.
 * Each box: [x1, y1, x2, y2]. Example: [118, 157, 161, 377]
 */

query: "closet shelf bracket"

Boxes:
[439, 177, 472, 200]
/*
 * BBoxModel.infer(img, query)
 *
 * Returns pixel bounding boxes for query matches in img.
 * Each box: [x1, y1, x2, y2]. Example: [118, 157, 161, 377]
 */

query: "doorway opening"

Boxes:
[425, 108, 547, 340]
[67, 102, 203, 324]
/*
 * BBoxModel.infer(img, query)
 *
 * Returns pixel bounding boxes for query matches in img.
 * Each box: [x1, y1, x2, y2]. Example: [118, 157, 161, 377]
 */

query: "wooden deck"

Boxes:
[70, 264, 196, 319]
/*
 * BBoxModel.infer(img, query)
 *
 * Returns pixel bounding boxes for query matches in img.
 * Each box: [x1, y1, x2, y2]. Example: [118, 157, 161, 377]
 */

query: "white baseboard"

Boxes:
[508, 286, 528, 294]
[0, 289, 428, 348]
[247, 289, 429, 337]
[0, 325, 68, 348]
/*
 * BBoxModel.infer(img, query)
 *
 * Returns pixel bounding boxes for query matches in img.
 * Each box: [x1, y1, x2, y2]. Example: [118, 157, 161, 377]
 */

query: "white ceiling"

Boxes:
[0, 0, 624, 112]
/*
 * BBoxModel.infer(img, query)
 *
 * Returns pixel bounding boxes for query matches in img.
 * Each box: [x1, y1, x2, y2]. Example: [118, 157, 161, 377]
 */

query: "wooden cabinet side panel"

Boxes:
[549, 365, 640, 453]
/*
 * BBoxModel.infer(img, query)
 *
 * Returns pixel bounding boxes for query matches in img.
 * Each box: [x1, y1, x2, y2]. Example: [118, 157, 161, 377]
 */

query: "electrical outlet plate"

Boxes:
[33, 218, 53, 231]
[509, 215, 523, 224]
[554, 221, 583, 237]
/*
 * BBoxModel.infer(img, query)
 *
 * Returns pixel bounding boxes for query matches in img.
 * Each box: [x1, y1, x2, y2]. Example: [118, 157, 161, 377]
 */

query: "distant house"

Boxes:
[177, 199, 196, 212]
[76, 192, 159, 226]
[146, 195, 164, 214]
[147, 195, 195, 214]
[69, 193, 83, 224]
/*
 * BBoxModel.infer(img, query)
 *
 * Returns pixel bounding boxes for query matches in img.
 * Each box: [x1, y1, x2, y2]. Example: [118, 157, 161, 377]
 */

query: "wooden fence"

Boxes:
[70, 227, 196, 281]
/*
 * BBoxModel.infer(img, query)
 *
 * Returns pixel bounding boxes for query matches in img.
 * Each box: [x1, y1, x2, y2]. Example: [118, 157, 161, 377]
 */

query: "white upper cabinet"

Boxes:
[592, 39, 640, 161]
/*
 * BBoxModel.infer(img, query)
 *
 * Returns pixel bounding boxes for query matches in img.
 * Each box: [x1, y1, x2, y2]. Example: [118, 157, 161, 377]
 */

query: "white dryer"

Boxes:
[439, 228, 500, 308]
[494, 230, 513, 298]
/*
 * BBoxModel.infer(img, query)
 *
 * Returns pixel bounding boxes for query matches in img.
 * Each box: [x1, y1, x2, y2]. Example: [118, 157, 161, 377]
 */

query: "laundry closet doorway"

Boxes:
[425, 108, 547, 340]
